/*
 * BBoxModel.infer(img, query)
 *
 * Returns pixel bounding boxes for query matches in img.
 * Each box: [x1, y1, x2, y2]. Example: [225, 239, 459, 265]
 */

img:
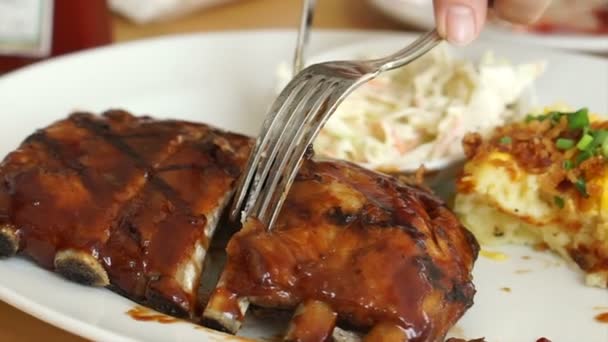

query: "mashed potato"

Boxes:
[454, 106, 608, 288]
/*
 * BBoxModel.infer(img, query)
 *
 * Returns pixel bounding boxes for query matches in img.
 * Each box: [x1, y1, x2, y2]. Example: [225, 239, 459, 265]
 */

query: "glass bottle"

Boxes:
[0, 0, 112, 74]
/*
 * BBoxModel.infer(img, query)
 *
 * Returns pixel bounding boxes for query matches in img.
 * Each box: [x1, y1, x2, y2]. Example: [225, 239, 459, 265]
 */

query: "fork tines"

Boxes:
[230, 70, 353, 230]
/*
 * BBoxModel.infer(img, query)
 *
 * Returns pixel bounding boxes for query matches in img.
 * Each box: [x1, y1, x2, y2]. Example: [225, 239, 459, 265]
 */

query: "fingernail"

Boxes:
[446, 4, 476, 46]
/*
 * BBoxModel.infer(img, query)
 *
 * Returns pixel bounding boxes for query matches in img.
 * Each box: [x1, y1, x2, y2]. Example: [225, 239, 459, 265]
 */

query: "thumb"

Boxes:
[433, 0, 488, 46]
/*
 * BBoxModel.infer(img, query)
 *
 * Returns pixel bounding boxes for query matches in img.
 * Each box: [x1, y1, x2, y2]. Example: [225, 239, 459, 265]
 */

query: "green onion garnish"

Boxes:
[602, 139, 608, 157]
[567, 108, 590, 130]
[590, 130, 608, 151]
[576, 150, 593, 165]
[499, 136, 512, 145]
[550, 112, 563, 124]
[563, 160, 573, 170]
[575, 178, 589, 197]
[525, 114, 536, 123]
[556, 138, 575, 150]
[537, 112, 562, 124]
[577, 134, 594, 150]
[554, 196, 565, 209]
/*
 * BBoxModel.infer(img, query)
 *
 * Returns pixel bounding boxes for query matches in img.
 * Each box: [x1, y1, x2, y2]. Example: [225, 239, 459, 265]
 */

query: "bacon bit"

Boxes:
[456, 176, 475, 194]
[580, 156, 605, 179]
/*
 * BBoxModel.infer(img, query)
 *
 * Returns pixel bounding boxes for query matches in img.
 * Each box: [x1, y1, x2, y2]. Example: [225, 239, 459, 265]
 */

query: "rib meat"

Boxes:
[0, 110, 250, 317]
[204, 159, 479, 341]
[0, 110, 478, 340]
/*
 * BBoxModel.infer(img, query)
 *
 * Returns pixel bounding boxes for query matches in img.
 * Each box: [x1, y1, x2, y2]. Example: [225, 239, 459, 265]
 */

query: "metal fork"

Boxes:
[292, 0, 315, 76]
[231, 28, 442, 231]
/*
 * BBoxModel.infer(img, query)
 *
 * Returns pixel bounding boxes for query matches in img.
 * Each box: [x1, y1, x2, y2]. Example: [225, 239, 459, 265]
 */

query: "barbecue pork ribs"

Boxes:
[0, 110, 250, 317]
[0, 111, 478, 341]
[204, 159, 479, 341]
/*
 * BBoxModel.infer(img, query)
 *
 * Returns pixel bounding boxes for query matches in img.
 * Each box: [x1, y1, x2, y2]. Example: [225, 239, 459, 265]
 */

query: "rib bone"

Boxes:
[0, 224, 19, 258]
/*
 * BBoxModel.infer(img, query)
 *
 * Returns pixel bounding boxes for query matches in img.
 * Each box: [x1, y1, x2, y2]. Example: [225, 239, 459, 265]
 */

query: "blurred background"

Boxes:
[1, 0, 607, 75]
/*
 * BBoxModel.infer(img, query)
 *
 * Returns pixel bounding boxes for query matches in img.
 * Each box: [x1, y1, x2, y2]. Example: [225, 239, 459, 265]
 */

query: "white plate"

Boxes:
[369, 0, 608, 53]
[0, 30, 607, 342]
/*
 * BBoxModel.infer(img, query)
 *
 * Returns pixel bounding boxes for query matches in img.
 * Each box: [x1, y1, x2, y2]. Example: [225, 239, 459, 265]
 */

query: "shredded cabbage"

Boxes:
[277, 44, 546, 171]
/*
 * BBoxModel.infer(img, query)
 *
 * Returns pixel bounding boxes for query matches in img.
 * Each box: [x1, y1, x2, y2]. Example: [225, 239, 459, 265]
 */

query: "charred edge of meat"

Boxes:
[462, 227, 480, 261]
[107, 283, 146, 303]
[54, 249, 109, 287]
[284, 300, 337, 342]
[0, 224, 19, 258]
[445, 283, 475, 308]
[145, 284, 190, 319]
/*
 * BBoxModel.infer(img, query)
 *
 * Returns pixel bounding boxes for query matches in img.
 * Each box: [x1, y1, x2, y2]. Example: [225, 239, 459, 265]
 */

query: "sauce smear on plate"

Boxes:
[595, 312, 608, 323]
[127, 306, 179, 324]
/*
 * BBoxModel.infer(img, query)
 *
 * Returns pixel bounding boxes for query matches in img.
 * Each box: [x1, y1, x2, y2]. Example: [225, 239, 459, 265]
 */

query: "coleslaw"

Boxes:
[278, 44, 546, 172]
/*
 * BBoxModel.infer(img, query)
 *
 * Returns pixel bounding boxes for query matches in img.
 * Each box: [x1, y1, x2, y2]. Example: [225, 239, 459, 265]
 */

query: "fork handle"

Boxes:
[293, 0, 316, 76]
[370, 29, 443, 72]
[370, 0, 498, 72]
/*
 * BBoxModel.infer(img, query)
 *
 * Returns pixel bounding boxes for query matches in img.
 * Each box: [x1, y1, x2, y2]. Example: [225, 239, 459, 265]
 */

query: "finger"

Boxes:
[433, 0, 488, 46]
[493, 0, 552, 24]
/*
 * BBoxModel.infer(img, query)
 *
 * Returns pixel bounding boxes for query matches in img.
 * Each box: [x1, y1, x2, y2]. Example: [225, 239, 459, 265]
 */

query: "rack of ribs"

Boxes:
[0, 110, 250, 318]
[203, 158, 479, 341]
[0, 110, 479, 341]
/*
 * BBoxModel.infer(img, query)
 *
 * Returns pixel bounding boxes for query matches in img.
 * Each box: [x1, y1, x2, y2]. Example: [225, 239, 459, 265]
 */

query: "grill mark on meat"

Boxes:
[24, 131, 92, 185]
[193, 134, 242, 178]
[318, 162, 443, 293]
[156, 164, 208, 172]
[70, 113, 192, 213]
[24, 131, 77, 168]
[70, 113, 151, 169]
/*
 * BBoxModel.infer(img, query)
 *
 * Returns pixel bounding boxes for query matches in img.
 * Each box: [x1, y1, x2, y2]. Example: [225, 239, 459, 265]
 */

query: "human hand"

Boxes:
[433, 0, 552, 45]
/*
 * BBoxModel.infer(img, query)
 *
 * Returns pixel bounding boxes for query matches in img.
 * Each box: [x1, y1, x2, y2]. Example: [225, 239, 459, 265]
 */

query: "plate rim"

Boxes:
[0, 281, 134, 342]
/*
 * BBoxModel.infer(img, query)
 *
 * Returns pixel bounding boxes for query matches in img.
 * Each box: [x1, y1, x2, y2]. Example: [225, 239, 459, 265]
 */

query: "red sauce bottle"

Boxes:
[0, 0, 112, 74]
